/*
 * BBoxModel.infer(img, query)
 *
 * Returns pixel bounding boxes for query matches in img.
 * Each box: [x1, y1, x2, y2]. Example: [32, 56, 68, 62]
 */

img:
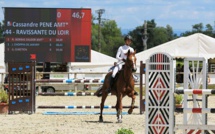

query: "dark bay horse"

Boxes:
[95, 50, 137, 123]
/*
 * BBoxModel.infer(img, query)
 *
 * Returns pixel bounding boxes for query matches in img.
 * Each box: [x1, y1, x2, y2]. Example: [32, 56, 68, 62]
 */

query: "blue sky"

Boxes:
[1, 0, 215, 34]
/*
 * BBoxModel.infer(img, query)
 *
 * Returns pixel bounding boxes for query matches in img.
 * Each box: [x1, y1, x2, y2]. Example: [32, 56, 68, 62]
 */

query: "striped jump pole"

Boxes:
[175, 89, 215, 95]
[70, 79, 104, 83]
[36, 78, 105, 94]
[175, 108, 215, 113]
[38, 92, 108, 96]
[38, 92, 95, 96]
[38, 92, 137, 96]
[37, 105, 139, 109]
[36, 79, 104, 84]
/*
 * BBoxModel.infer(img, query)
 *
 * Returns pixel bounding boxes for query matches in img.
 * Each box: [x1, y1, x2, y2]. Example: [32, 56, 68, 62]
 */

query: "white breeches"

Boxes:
[112, 61, 125, 78]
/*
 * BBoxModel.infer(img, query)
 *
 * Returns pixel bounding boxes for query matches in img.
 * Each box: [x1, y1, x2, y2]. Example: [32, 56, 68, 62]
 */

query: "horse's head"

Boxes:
[126, 50, 137, 72]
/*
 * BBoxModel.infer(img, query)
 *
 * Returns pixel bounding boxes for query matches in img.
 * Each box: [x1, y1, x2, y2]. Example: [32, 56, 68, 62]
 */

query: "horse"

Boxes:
[95, 50, 137, 123]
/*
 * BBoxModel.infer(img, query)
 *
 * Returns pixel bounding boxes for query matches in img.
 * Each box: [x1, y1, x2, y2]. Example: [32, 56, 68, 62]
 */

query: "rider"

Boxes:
[107, 35, 138, 95]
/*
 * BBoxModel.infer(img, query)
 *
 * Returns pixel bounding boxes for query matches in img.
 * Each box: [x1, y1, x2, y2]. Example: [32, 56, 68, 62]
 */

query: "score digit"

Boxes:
[72, 12, 85, 19]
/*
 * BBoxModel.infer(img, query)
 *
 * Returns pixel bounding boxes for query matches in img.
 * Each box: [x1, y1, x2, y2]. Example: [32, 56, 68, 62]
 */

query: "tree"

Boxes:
[0, 21, 4, 36]
[128, 19, 175, 52]
[192, 23, 203, 32]
[0, 21, 4, 43]
[145, 19, 157, 49]
[166, 24, 175, 41]
[101, 20, 123, 57]
[206, 24, 213, 32]
[128, 26, 144, 52]
[152, 27, 169, 45]
[204, 24, 213, 36]
[92, 18, 123, 57]
[91, 24, 99, 50]
[180, 23, 215, 37]
[128, 19, 157, 53]
[91, 14, 107, 52]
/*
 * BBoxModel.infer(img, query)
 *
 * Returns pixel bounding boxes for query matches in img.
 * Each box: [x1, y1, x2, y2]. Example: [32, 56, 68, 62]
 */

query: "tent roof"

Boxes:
[0, 43, 4, 67]
[71, 49, 117, 67]
[91, 50, 117, 63]
[136, 33, 215, 64]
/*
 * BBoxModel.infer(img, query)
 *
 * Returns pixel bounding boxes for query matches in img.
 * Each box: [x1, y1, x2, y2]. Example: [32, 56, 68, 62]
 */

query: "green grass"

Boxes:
[116, 128, 134, 134]
[207, 84, 215, 89]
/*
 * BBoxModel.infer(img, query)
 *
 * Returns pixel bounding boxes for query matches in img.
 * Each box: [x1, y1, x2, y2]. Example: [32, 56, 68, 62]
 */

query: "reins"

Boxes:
[122, 59, 134, 83]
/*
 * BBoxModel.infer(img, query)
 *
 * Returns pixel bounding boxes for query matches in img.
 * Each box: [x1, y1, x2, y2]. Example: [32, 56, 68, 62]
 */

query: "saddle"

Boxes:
[109, 66, 138, 84]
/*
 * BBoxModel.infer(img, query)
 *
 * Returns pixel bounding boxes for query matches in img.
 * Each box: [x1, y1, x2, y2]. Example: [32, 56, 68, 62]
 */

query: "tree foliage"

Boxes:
[0, 21, 4, 37]
[92, 19, 123, 57]
[192, 23, 203, 32]
[0, 21, 4, 43]
[128, 19, 176, 53]
[180, 23, 214, 37]
[152, 27, 169, 46]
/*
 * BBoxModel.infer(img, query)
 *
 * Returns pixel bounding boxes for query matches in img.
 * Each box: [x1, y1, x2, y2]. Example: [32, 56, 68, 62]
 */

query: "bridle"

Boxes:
[125, 53, 137, 72]
[123, 53, 137, 83]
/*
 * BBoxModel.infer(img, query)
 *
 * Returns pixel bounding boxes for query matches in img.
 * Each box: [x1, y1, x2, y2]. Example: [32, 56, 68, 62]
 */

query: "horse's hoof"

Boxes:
[117, 119, 122, 123]
[128, 109, 133, 114]
[99, 116, 103, 122]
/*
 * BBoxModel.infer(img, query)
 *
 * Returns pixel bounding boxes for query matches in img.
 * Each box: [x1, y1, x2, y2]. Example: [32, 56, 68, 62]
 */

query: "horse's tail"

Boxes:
[94, 86, 103, 97]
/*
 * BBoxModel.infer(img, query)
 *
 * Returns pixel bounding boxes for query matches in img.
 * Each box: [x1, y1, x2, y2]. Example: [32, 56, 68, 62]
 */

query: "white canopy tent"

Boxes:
[135, 33, 215, 84]
[0, 43, 5, 82]
[68, 50, 117, 79]
[0, 43, 4, 67]
[136, 33, 215, 64]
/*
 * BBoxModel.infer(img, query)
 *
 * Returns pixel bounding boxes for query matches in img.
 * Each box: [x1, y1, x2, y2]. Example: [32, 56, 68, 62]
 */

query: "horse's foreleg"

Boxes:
[128, 93, 136, 114]
[117, 93, 123, 123]
[99, 92, 108, 122]
[115, 99, 119, 117]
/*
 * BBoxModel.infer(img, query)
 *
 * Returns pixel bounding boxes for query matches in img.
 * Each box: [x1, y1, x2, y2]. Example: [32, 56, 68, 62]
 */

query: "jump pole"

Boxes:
[37, 105, 139, 109]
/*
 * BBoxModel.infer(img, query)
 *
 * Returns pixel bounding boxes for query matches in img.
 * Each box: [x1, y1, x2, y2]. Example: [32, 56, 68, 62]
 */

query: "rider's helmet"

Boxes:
[124, 35, 133, 41]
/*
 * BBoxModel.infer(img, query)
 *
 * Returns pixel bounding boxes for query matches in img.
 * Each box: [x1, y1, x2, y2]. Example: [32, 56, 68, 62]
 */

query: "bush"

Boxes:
[0, 90, 8, 103]
[174, 94, 183, 104]
[116, 128, 134, 134]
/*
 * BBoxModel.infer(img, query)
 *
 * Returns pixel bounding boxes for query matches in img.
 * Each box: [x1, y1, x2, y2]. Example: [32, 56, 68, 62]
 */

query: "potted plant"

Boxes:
[0, 89, 9, 114]
[174, 93, 183, 108]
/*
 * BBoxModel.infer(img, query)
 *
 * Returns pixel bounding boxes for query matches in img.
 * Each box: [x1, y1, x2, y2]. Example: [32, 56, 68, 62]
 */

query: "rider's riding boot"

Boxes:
[107, 76, 114, 93]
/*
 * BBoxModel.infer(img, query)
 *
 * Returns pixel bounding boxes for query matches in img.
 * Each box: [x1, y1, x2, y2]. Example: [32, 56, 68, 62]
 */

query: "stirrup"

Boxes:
[133, 74, 139, 82]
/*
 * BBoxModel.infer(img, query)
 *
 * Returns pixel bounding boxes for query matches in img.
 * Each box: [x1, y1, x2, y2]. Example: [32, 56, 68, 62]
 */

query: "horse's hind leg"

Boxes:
[99, 91, 108, 122]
